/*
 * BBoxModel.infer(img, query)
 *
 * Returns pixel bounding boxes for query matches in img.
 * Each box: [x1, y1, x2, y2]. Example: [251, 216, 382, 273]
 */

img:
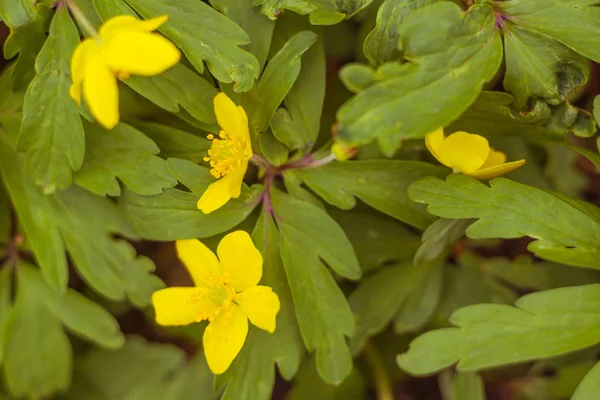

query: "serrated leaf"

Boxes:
[244, 31, 317, 135]
[0, 0, 50, 89]
[124, 0, 260, 92]
[254, 0, 373, 25]
[3, 264, 71, 399]
[121, 159, 261, 240]
[75, 122, 176, 196]
[498, 0, 600, 64]
[399, 284, 600, 375]
[336, 2, 502, 155]
[270, 13, 325, 149]
[216, 214, 303, 400]
[573, 360, 600, 400]
[363, 0, 438, 66]
[451, 372, 485, 400]
[17, 6, 85, 192]
[128, 121, 210, 164]
[291, 160, 447, 230]
[410, 175, 600, 269]
[414, 218, 471, 265]
[503, 23, 588, 111]
[272, 189, 357, 384]
[348, 261, 442, 353]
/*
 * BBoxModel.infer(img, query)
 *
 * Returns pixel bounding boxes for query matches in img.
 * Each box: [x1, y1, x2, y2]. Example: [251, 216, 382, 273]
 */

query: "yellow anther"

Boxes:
[205, 131, 248, 178]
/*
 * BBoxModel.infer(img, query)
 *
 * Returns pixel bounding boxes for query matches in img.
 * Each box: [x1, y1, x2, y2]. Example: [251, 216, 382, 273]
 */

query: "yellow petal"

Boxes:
[70, 39, 96, 105]
[227, 162, 248, 199]
[214, 93, 249, 141]
[203, 306, 248, 374]
[424, 127, 445, 164]
[175, 239, 222, 287]
[99, 15, 169, 37]
[152, 287, 209, 326]
[466, 159, 526, 180]
[236, 286, 280, 333]
[197, 175, 234, 214]
[480, 148, 506, 169]
[439, 131, 490, 173]
[217, 230, 262, 292]
[82, 53, 119, 129]
[105, 31, 181, 76]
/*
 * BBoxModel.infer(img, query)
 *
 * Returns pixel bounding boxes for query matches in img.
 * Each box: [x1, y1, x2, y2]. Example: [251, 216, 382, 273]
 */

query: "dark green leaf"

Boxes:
[254, 0, 373, 25]
[291, 160, 447, 230]
[414, 218, 471, 265]
[17, 6, 85, 192]
[573, 361, 600, 400]
[258, 131, 289, 166]
[273, 189, 357, 384]
[125, 0, 260, 92]
[336, 2, 502, 155]
[75, 122, 177, 196]
[287, 359, 367, 400]
[363, 0, 439, 66]
[0, 268, 12, 366]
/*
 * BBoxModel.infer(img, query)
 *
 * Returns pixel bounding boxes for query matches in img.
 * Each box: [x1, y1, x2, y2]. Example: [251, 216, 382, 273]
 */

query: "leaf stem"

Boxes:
[65, 0, 98, 38]
[364, 341, 394, 400]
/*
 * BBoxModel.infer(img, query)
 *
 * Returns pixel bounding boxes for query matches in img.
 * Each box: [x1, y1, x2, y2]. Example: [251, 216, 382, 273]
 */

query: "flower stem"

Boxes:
[65, 0, 98, 38]
[364, 341, 394, 400]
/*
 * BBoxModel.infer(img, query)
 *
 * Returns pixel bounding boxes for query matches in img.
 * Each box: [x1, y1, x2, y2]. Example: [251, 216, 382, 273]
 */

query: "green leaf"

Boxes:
[544, 143, 586, 198]
[291, 160, 447, 230]
[0, 268, 12, 366]
[244, 31, 317, 135]
[336, 2, 502, 155]
[348, 261, 442, 353]
[363, 0, 439, 66]
[67, 336, 217, 400]
[75, 122, 176, 196]
[128, 121, 210, 164]
[451, 372, 485, 400]
[216, 213, 303, 400]
[254, 0, 373, 25]
[409, 175, 600, 269]
[258, 131, 289, 167]
[573, 361, 600, 400]
[498, 0, 600, 64]
[0, 0, 50, 89]
[121, 159, 261, 240]
[287, 359, 367, 400]
[414, 218, 471, 265]
[124, 0, 260, 92]
[272, 189, 357, 384]
[3, 264, 71, 399]
[270, 13, 325, 149]
[502, 22, 588, 111]
[17, 6, 85, 192]
[209, 0, 275, 70]
[19, 265, 124, 350]
[399, 284, 600, 375]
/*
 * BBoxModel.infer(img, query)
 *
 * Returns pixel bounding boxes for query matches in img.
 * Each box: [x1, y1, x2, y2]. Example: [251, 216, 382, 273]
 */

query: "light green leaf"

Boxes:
[270, 13, 325, 149]
[348, 261, 442, 353]
[121, 159, 261, 240]
[17, 6, 85, 192]
[254, 0, 373, 24]
[503, 23, 588, 111]
[272, 189, 357, 384]
[336, 2, 502, 155]
[244, 31, 317, 135]
[414, 218, 471, 265]
[498, 0, 600, 63]
[75, 122, 176, 196]
[0, 0, 50, 89]
[363, 0, 439, 66]
[291, 160, 447, 230]
[410, 175, 600, 269]
[209, 0, 275, 70]
[216, 214, 303, 400]
[124, 0, 260, 92]
[128, 121, 210, 164]
[399, 284, 600, 375]
[19, 265, 124, 350]
[3, 263, 72, 399]
[451, 372, 485, 400]
[573, 361, 600, 400]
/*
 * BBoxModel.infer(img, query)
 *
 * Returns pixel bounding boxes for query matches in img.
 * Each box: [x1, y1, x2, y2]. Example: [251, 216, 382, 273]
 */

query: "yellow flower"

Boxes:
[425, 128, 525, 179]
[152, 231, 280, 374]
[197, 93, 253, 214]
[69, 15, 181, 130]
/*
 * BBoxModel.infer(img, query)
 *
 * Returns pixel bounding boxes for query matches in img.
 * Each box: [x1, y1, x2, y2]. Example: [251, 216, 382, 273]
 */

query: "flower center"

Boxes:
[190, 274, 238, 322]
[204, 132, 248, 179]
